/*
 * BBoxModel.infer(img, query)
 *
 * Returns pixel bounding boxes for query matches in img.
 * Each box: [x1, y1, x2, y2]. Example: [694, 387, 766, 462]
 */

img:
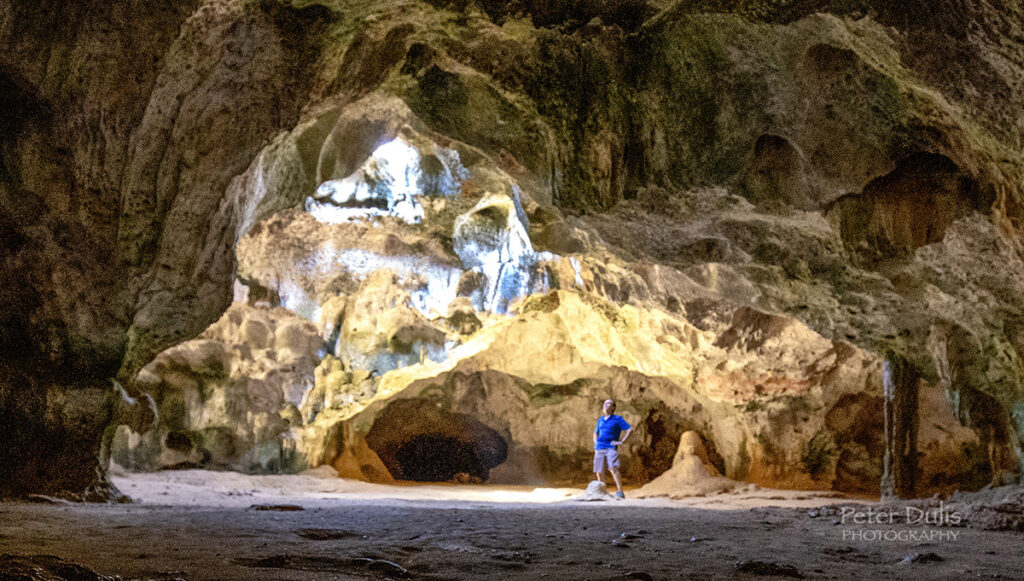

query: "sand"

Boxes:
[0, 469, 1021, 580]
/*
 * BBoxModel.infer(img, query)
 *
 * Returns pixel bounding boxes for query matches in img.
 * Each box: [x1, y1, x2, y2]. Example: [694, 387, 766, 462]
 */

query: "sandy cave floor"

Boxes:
[1, 470, 1022, 580]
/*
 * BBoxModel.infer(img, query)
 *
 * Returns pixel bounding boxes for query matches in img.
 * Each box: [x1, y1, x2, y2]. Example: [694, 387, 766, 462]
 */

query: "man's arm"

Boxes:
[613, 428, 632, 446]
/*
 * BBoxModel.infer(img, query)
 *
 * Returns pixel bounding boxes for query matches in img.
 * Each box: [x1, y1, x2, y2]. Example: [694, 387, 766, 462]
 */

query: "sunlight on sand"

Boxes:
[110, 466, 866, 510]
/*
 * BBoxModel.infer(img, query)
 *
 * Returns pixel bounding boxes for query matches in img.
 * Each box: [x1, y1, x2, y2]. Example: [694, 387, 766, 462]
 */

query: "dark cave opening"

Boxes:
[364, 398, 508, 483]
[164, 430, 194, 453]
[394, 434, 486, 482]
[742, 133, 814, 210]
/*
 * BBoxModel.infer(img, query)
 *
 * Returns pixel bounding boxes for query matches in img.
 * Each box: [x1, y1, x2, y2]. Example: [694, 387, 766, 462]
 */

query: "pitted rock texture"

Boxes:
[3, 0, 1024, 497]
[111, 304, 319, 473]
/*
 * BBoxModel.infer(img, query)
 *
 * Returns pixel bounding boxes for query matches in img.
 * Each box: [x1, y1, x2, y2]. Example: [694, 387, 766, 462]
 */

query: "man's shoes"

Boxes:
[615, 491, 625, 499]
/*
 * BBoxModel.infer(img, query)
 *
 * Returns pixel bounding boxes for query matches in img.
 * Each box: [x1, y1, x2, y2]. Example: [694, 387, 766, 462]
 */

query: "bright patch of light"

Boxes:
[306, 138, 466, 225]
[453, 487, 578, 503]
[569, 256, 584, 288]
[288, 245, 463, 340]
[303, 139, 567, 317]
[453, 194, 552, 313]
[304, 203, 411, 225]
[317, 248, 462, 319]
[278, 279, 321, 322]
[409, 268, 464, 319]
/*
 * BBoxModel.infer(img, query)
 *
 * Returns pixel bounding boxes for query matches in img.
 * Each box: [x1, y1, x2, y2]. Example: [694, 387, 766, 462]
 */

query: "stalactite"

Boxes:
[881, 355, 920, 499]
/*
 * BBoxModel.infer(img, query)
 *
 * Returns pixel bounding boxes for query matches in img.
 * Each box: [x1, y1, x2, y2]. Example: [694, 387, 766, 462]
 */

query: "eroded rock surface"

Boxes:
[112, 304, 319, 473]
[4, 0, 1024, 497]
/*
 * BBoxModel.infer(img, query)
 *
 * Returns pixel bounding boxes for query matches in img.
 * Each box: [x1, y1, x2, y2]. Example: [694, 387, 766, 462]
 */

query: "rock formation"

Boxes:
[635, 431, 737, 498]
[111, 304, 319, 473]
[3, 0, 1024, 499]
[576, 480, 617, 501]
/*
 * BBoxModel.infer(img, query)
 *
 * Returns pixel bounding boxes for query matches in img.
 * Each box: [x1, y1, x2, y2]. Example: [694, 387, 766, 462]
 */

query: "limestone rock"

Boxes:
[111, 305, 319, 473]
[635, 431, 737, 498]
[576, 480, 616, 501]
[453, 192, 549, 313]
[4, 0, 1024, 498]
[307, 133, 467, 225]
[295, 285, 979, 493]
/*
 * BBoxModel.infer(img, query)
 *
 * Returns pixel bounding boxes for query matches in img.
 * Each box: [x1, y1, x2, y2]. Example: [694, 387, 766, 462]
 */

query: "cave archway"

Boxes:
[364, 398, 508, 482]
[742, 134, 814, 210]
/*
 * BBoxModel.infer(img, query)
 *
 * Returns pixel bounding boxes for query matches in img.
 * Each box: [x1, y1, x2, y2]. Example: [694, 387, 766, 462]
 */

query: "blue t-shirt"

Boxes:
[594, 414, 631, 450]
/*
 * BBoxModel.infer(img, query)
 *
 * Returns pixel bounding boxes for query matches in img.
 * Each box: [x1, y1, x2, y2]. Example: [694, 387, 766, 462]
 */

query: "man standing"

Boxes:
[594, 398, 632, 499]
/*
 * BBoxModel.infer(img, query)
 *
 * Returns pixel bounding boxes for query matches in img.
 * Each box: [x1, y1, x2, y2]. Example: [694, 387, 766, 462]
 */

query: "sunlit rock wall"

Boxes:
[112, 304, 319, 473]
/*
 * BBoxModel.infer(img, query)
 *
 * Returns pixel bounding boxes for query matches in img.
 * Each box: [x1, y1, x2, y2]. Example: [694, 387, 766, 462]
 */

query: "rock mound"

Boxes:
[636, 431, 737, 498]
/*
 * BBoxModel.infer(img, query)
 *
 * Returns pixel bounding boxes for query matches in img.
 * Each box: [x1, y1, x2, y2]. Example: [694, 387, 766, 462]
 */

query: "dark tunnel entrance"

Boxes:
[365, 398, 508, 483]
[395, 434, 485, 481]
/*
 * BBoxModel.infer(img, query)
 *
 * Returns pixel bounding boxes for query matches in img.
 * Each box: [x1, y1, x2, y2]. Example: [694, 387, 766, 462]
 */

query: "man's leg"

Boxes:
[594, 450, 606, 483]
[608, 449, 625, 497]
[610, 467, 623, 493]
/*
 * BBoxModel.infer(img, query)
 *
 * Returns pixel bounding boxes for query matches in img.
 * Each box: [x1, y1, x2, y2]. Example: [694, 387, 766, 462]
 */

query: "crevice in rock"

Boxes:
[928, 320, 1022, 488]
[634, 405, 726, 481]
[953, 386, 1020, 486]
[740, 134, 814, 210]
[235, 275, 281, 309]
[164, 430, 194, 453]
[636, 406, 684, 478]
[825, 393, 884, 494]
[332, 23, 416, 98]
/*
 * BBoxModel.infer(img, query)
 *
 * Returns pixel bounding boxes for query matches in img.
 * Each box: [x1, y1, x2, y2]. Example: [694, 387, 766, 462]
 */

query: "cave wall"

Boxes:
[0, 0, 200, 498]
[2, 0, 1024, 497]
[0, 0, 330, 497]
